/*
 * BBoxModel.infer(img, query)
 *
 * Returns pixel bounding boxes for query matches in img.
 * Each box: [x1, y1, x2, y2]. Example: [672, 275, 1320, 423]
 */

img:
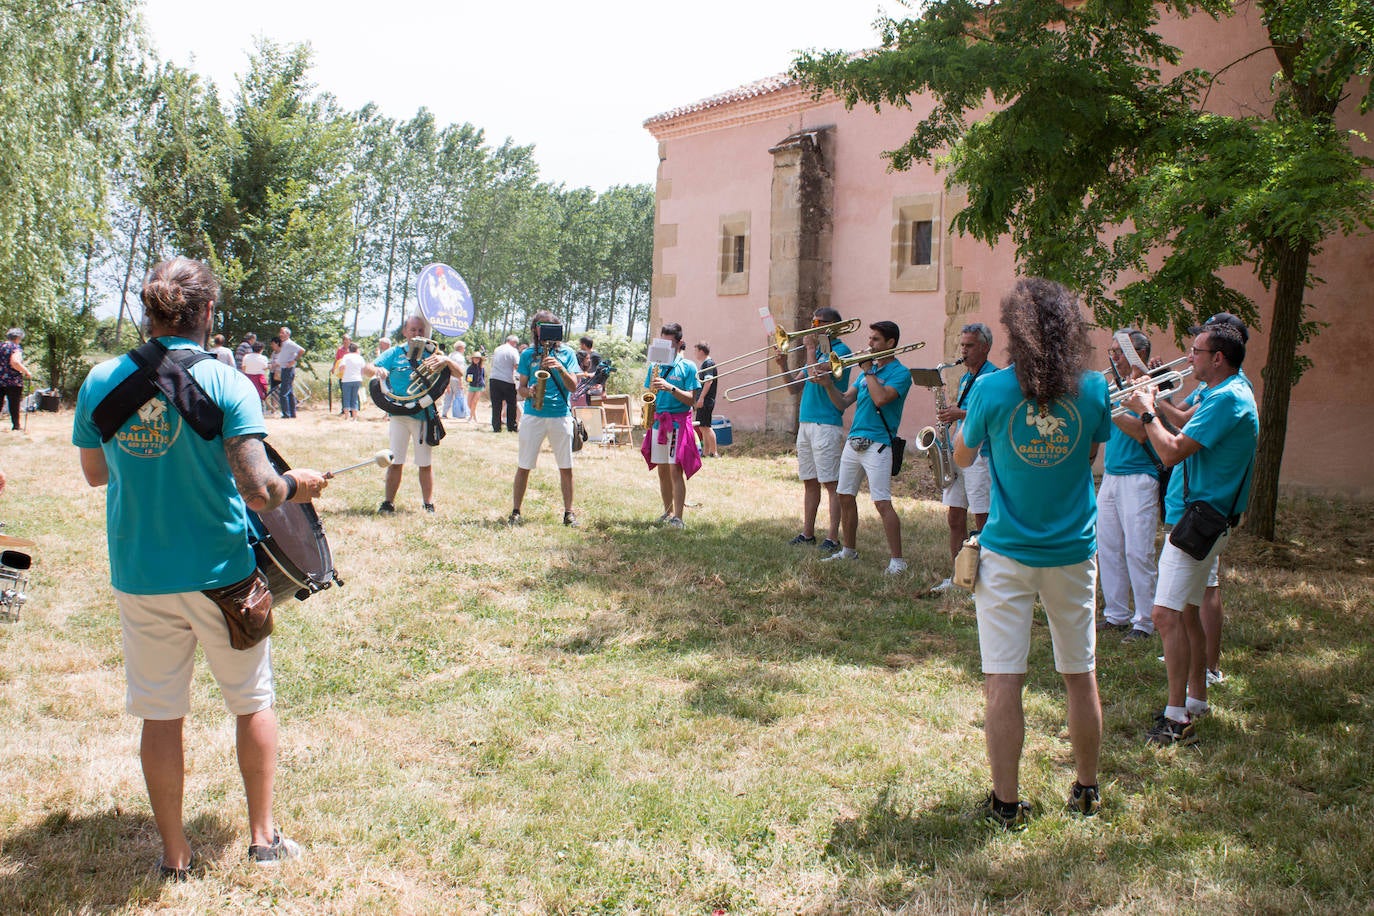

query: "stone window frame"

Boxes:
[890, 193, 940, 292]
[717, 211, 750, 296]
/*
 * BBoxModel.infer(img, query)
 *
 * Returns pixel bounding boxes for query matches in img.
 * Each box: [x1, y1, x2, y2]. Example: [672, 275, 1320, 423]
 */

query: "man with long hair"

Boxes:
[73, 257, 327, 874]
[955, 278, 1112, 828]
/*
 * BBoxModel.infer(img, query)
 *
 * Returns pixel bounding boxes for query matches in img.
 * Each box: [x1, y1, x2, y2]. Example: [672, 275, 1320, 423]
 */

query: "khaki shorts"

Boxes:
[116, 589, 275, 719]
[1155, 531, 1229, 612]
[837, 439, 894, 502]
[796, 422, 845, 483]
[389, 414, 433, 467]
[942, 450, 991, 513]
[974, 548, 1098, 675]
[518, 415, 574, 470]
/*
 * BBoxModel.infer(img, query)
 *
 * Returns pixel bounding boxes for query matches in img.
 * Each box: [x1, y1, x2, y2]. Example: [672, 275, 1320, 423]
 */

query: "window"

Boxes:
[890, 194, 940, 292]
[717, 211, 750, 296]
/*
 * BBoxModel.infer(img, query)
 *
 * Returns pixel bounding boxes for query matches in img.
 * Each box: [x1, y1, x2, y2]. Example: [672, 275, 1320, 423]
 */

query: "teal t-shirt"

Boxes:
[847, 359, 913, 442]
[72, 337, 267, 594]
[375, 344, 438, 419]
[799, 339, 852, 426]
[1164, 373, 1258, 524]
[517, 344, 581, 418]
[1104, 416, 1161, 478]
[645, 355, 700, 414]
[956, 360, 998, 456]
[962, 367, 1112, 567]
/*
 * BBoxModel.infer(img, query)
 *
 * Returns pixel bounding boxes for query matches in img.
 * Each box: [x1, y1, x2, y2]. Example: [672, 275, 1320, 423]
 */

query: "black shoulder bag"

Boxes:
[873, 375, 906, 476]
[548, 367, 587, 451]
[1168, 458, 1251, 561]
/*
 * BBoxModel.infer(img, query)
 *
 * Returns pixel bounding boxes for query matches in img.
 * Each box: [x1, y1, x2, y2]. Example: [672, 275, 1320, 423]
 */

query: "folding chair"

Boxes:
[573, 406, 614, 448]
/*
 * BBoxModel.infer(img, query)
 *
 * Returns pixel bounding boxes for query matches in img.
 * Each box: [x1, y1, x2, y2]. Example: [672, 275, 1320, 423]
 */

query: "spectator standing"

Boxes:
[489, 335, 521, 432]
[693, 342, 719, 458]
[445, 340, 469, 420]
[276, 328, 305, 419]
[465, 353, 486, 423]
[209, 334, 235, 366]
[338, 343, 366, 421]
[0, 329, 34, 431]
[241, 342, 270, 400]
[233, 332, 257, 370]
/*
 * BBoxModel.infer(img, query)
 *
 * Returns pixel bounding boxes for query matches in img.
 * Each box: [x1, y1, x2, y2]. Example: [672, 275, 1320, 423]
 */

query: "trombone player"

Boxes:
[815, 321, 915, 575]
[509, 311, 582, 527]
[771, 307, 853, 553]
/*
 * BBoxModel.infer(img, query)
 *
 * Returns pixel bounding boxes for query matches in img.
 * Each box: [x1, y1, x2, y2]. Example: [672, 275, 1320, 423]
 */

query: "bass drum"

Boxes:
[248, 442, 343, 604]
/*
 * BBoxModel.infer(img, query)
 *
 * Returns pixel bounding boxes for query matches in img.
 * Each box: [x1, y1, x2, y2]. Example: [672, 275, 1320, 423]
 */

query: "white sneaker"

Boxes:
[1206, 668, 1226, 686]
[885, 558, 909, 576]
[930, 577, 954, 593]
[821, 548, 858, 562]
[666, 516, 685, 530]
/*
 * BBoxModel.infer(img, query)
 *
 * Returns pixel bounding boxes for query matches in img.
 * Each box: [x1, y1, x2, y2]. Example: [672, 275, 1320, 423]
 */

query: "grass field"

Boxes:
[1, 402, 1371, 914]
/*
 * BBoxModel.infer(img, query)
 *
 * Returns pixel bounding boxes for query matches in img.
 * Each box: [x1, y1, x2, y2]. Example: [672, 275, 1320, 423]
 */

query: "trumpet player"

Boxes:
[815, 321, 913, 575]
[366, 313, 450, 514]
[510, 311, 582, 527]
[1097, 330, 1166, 644]
[932, 323, 998, 593]
[772, 307, 853, 553]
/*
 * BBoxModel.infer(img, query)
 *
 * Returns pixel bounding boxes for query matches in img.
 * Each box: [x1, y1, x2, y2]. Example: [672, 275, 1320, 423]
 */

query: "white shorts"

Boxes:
[837, 439, 894, 502]
[389, 415, 433, 467]
[942, 450, 991, 513]
[796, 422, 845, 483]
[649, 419, 683, 465]
[116, 589, 275, 719]
[518, 415, 574, 469]
[1155, 531, 1229, 612]
[974, 548, 1098, 675]
[1208, 556, 1221, 588]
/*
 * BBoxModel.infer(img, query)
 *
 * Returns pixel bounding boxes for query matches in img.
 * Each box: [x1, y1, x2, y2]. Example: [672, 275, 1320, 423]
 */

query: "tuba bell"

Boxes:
[368, 336, 452, 416]
[915, 359, 963, 490]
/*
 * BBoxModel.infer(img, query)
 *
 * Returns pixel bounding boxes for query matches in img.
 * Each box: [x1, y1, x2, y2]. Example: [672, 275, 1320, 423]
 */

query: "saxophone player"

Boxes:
[932, 323, 999, 593]
[509, 311, 581, 527]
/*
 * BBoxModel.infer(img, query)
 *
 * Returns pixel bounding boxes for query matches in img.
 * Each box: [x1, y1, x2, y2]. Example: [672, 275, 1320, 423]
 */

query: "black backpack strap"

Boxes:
[92, 340, 224, 442]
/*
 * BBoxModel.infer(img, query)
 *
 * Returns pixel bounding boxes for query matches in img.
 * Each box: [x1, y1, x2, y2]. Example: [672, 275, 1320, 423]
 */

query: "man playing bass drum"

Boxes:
[73, 257, 327, 876]
[509, 311, 582, 527]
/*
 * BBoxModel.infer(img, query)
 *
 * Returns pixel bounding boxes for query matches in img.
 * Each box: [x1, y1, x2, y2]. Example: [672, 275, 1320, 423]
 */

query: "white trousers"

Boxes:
[1097, 472, 1159, 632]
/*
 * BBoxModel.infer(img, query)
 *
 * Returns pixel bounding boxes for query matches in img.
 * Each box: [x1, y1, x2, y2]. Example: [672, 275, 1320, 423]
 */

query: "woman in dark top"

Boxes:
[464, 354, 486, 423]
[0, 329, 34, 430]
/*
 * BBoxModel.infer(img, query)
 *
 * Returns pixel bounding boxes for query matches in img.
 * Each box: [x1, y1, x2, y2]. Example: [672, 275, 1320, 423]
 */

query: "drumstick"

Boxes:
[324, 449, 394, 478]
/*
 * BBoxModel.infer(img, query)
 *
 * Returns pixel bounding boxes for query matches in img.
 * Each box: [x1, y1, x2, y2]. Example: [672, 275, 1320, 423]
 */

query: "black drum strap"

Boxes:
[92, 340, 224, 442]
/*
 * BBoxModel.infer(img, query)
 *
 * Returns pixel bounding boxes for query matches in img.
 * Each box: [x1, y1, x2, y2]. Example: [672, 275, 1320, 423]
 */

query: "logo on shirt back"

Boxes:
[1008, 399, 1080, 467]
[117, 396, 182, 458]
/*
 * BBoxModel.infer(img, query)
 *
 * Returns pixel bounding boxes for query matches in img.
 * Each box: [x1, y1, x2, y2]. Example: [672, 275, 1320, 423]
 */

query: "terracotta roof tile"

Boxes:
[643, 72, 797, 126]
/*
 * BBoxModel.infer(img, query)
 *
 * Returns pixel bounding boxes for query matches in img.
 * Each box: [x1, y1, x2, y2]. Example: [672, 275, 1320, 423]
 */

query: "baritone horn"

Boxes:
[368, 336, 453, 416]
[703, 317, 862, 381]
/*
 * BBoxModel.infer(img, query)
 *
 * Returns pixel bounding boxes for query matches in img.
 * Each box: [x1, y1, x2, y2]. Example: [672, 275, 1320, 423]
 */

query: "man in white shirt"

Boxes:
[489, 335, 521, 432]
[241, 342, 270, 400]
[276, 327, 306, 419]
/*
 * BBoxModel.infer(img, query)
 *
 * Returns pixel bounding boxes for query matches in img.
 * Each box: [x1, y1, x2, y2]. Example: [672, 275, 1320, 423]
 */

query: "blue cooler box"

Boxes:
[712, 417, 732, 447]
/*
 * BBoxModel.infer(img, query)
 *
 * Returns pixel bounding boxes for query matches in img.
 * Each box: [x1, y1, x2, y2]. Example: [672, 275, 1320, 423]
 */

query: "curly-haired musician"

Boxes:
[955, 278, 1111, 828]
[772, 307, 853, 554]
[366, 314, 450, 514]
[1098, 329, 1165, 644]
[815, 321, 913, 575]
[1126, 318, 1257, 747]
[73, 257, 327, 876]
[509, 311, 582, 527]
[643, 322, 701, 529]
[932, 323, 998, 592]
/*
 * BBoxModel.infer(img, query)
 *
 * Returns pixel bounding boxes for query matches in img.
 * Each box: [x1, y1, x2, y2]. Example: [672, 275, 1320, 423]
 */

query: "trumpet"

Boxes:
[1109, 364, 1193, 417]
[703, 317, 861, 381]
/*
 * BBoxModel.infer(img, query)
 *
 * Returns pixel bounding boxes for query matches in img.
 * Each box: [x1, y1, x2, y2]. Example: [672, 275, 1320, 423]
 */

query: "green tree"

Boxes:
[795, 0, 1374, 539]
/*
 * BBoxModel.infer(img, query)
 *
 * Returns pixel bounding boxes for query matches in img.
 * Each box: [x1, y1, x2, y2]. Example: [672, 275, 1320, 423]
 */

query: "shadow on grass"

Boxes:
[0, 808, 235, 912]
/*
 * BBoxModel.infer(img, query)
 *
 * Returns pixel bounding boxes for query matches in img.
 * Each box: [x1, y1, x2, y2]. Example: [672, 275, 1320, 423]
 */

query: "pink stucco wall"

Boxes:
[647, 7, 1374, 495]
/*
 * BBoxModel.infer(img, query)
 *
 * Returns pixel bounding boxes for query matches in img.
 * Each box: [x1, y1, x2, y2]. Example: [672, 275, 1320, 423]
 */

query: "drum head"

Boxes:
[251, 442, 336, 593]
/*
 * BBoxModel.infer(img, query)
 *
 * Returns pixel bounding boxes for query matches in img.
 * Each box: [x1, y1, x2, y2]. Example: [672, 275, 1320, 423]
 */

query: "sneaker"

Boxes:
[930, 577, 955, 593]
[788, 533, 817, 546]
[821, 548, 858, 562]
[157, 853, 197, 882]
[423, 503, 436, 514]
[248, 830, 301, 866]
[981, 792, 1031, 831]
[1145, 715, 1197, 746]
[1096, 619, 1132, 633]
[1066, 782, 1101, 817]
[1206, 668, 1226, 686]
[508, 509, 523, 526]
[666, 516, 686, 530]
[818, 538, 841, 553]
[1122, 627, 1153, 643]
[377, 501, 395, 515]
[885, 558, 909, 576]
[563, 510, 578, 528]
[657, 511, 672, 524]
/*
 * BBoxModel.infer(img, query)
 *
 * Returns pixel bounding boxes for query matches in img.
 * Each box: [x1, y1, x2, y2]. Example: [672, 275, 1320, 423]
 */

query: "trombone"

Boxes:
[724, 339, 926, 401]
[701, 317, 861, 382]
[1109, 361, 1193, 417]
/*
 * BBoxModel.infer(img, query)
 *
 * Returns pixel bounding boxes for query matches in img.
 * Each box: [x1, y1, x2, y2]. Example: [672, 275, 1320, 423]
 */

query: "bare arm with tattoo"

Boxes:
[224, 435, 328, 513]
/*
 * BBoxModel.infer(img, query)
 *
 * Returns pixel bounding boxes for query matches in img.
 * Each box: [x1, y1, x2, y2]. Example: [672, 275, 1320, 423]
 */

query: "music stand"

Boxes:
[909, 367, 945, 389]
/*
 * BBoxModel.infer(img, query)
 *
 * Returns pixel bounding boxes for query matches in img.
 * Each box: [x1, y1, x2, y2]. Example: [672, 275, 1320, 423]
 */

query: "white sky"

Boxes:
[138, 0, 903, 191]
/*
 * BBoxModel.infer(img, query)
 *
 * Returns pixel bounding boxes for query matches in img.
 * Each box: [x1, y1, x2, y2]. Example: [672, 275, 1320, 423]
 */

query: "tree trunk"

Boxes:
[115, 208, 143, 344]
[1243, 236, 1310, 541]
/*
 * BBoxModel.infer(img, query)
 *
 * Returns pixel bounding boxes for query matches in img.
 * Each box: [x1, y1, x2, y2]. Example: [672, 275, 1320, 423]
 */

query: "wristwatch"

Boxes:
[1141, 411, 1156, 425]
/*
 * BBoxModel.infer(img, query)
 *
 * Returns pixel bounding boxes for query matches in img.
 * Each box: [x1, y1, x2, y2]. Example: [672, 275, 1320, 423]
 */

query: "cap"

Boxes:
[1189, 312, 1249, 343]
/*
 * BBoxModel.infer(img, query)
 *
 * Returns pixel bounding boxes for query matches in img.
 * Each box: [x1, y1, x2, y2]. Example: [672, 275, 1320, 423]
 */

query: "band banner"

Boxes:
[416, 263, 474, 337]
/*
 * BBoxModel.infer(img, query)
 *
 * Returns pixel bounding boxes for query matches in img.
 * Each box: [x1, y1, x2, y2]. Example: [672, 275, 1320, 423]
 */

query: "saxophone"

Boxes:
[915, 358, 964, 489]
[532, 342, 553, 411]
[642, 364, 659, 429]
